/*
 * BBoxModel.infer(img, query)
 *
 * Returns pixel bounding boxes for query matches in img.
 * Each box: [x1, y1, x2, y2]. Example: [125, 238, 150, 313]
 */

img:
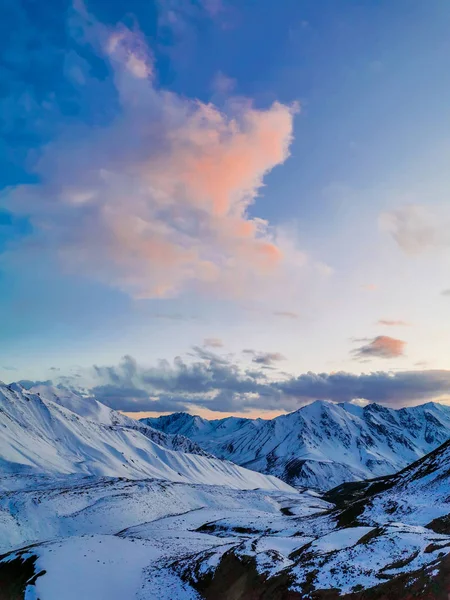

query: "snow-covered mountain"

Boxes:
[174, 437, 450, 599]
[3, 379, 450, 598]
[327, 434, 450, 531]
[144, 400, 450, 490]
[0, 381, 292, 492]
[4, 439, 450, 599]
[31, 383, 211, 456]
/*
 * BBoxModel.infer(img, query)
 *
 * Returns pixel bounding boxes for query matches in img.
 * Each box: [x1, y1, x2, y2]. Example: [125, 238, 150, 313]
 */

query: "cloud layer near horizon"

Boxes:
[24, 352, 450, 414]
[4, 5, 306, 300]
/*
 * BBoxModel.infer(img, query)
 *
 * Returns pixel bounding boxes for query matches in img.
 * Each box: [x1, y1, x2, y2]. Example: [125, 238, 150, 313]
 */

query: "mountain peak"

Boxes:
[149, 397, 450, 490]
[290, 399, 332, 415]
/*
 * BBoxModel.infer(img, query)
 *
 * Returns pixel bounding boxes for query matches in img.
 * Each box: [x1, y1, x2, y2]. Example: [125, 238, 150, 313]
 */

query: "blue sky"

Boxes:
[1, 0, 450, 417]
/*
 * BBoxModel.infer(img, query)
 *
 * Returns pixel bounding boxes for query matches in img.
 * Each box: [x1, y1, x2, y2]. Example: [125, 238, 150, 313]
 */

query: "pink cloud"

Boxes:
[353, 336, 406, 359]
[5, 10, 305, 300]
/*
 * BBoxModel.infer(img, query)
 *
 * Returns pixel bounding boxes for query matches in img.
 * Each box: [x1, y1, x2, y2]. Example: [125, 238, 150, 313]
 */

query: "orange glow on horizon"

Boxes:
[122, 408, 288, 421]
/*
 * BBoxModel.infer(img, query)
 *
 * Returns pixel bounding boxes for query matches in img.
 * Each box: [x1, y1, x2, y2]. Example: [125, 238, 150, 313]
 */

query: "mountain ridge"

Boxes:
[0, 381, 293, 492]
[143, 399, 450, 490]
[2, 385, 450, 597]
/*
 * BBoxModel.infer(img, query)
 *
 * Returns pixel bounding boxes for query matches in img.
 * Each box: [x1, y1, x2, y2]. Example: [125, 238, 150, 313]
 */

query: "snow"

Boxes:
[0, 471, 316, 553]
[0, 474, 329, 599]
[291, 523, 450, 595]
[33, 536, 160, 600]
[2, 381, 450, 598]
[146, 399, 450, 490]
[0, 382, 294, 493]
[360, 435, 450, 527]
[310, 526, 374, 553]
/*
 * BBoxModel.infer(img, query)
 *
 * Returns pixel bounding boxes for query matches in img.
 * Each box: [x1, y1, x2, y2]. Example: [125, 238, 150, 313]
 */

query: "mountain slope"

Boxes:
[31, 384, 211, 456]
[177, 438, 450, 599]
[0, 474, 322, 599]
[3, 437, 450, 599]
[0, 382, 293, 492]
[144, 400, 450, 490]
[326, 435, 450, 530]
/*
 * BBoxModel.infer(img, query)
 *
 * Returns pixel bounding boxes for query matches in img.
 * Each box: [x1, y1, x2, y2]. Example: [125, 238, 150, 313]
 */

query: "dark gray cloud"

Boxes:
[243, 349, 286, 366]
[253, 352, 286, 366]
[90, 352, 269, 413]
[278, 370, 450, 408]
[84, 365, 450, 412]
[352, 336, 406, 359]
[19, 354, 450, 414]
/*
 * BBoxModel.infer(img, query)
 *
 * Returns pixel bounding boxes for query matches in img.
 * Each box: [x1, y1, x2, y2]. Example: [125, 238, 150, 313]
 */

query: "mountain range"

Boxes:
[2, 381, 450, 598]
[178, 434, 450, 599]
[144, 400, 450, 490]
[2, 382, 450, 598]
[0, 381, 290, 491]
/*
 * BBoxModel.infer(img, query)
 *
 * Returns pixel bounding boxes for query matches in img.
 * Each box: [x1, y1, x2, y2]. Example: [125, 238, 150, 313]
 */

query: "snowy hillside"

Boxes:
[171, 439, 450, 599]
[31, 383, 212, 456]
[0, 475, 325, 599]
[0, 382, 292, 492]
[326, 435, 450, 530]
[3, 441, 450, 599]
[145, 400, 450, 489]
[3, 380, 450, 598]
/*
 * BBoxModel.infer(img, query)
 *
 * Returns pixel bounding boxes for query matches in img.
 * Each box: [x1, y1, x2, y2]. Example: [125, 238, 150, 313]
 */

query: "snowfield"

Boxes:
[0, 474, 326, 599]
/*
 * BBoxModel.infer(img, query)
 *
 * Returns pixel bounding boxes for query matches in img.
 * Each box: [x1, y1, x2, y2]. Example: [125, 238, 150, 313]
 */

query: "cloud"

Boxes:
[87, 353, 268, 413]
[39, 354, 450, 413]
[3, 4, 306, 301]
[105, 26, 154, 79]
[380, 204, 450, 255]
[242, 349, 286, 366]
[352, 336, 406, 359]
[361, 284, 378, 291]
[203, 337, 224, 348]
[252, 352, 286, 366]
[273, 311, 299, 319]
[211, 71, 236, 94]
[277, 370, 450, 408]
[377, 319, 410, 327]
[441, 289, 450, 297]
[415, 361, 429, 368]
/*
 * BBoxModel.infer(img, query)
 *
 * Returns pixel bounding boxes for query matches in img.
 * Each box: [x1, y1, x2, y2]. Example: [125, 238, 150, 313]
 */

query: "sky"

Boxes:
[1, 0, 450, 418]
